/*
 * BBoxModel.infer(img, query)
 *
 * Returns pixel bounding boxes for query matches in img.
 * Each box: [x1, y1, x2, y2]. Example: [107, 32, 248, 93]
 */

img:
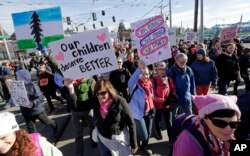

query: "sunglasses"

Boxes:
[209, 118, 240, 129]
[117, 61, 122, 64]
[96, 91, 108, 96]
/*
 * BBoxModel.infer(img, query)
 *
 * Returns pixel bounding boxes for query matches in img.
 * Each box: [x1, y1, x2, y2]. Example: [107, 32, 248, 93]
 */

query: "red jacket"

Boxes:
[152, 75, 176, 109]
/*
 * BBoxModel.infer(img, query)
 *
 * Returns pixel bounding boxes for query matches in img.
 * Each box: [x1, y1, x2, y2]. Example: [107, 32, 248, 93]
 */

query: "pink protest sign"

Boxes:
[220, 26, 238, 41]
[131, 15, 171, 65]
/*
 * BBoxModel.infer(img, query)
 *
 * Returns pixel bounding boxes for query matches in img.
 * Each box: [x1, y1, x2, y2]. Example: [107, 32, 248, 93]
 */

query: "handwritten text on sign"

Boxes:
[131, 15, 171, 65]
[49, 28, 118, 80]
[221, 26, 238, 41]
[6, 81, 30, 108]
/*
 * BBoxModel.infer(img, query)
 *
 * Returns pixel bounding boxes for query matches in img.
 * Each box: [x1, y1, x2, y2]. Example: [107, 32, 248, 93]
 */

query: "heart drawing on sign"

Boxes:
[96, 33, 107, 42]
[55, 52, 64, 61]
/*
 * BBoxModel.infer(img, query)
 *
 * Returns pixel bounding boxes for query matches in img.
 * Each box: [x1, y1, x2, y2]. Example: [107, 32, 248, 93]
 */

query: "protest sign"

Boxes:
[131, 15, 171, 65]
[185, 32, 196, 42]
[220, 26, 238, 41]
[168, 28, 177, 46]
[12, 7, 64, 50]
[6, 81, 30, 108]
[49, 27, 119, 80]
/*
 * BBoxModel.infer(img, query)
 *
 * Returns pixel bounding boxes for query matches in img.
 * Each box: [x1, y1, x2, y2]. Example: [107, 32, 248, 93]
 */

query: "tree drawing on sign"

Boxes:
[30, 11, 43, 46]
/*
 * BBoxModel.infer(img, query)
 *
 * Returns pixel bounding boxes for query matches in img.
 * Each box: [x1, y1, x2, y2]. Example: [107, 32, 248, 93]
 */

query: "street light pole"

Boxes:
[200, 0, 204, 43]
[169, 0, 172, 28]
[0, 25, 11, 60]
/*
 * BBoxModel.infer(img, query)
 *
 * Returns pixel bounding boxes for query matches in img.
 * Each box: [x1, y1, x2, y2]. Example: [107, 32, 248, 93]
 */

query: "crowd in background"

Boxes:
[0, 37, 249, 156]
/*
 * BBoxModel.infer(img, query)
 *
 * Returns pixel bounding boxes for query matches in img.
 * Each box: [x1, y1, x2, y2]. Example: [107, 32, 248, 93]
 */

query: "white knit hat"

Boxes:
[0, 112, 19, 136]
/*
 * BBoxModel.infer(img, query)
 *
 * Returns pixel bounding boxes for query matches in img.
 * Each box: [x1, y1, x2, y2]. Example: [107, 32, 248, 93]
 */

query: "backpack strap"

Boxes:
[129, 85, 138, 102]
[186, 125, 212, 156]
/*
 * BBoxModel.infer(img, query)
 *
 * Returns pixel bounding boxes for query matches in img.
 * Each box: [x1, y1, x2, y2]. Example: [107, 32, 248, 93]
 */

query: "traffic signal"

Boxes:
[102, 10, 105, 16]
[93, 24, 96, 29]
[112, 16, 115, 22]
[166, 16, 169, 20]
[66, 16, 71, 25]
[92, 13, 97, 21]
[100, 21, 103, 27]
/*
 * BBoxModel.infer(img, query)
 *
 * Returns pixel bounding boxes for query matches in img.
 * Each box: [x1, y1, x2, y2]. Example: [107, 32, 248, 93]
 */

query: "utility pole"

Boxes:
[194, 0, 199, 32]
[200, 0, 204, 43]
[0, 25, 11, 60]
[169, 0, 172, 28]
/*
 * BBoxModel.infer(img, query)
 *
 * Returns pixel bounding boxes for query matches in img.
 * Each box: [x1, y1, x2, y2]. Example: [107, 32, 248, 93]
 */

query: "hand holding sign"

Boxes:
[138, 60, 146, 70]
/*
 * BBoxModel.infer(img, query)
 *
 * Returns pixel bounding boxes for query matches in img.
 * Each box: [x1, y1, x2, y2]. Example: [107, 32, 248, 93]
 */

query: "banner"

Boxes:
[220, 26, 238, 41]
[185, 32, 196, 42]
[6, 81, 30, 108]
[168, 28, 177, 46]
[12, 7, 64, 50]
[49, 27, 119, 80]
[131, 15, 171, 65]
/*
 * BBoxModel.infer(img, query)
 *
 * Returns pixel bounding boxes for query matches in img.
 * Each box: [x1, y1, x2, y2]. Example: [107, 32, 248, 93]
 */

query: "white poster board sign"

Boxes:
[185, 32, 196, 42]
[49, 27, 118, 80]
[131, 15, 171, 65]
[168, 28, 177, 46]
[6, 81, 30, 108]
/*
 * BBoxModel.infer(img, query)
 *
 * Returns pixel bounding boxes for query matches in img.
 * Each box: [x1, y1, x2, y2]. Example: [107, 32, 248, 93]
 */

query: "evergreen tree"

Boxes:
[30, 11, 43, 45]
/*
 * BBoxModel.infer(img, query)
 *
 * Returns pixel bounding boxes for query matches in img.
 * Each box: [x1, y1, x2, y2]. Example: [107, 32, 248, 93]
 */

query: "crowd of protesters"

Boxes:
[0, 36, 249, 156]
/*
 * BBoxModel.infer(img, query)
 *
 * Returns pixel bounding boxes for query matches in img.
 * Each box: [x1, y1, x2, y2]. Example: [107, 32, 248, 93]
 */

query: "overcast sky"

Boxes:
[0, 0, 249, 35]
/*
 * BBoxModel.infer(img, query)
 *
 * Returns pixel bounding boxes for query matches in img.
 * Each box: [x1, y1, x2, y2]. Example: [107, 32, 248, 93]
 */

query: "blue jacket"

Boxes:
[191, 60, 217, 86]
[128, 68, 153, 120]
[167, 64, 196, 104]
[16, 70, 45, 116]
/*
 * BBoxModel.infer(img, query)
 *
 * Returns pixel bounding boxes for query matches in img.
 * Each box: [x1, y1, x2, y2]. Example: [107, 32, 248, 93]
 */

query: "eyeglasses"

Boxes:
[157, 68, 165, 71]
[96, 91, 108, 96]
[117, 61, 122, 64]
[209, 118, 240, 129]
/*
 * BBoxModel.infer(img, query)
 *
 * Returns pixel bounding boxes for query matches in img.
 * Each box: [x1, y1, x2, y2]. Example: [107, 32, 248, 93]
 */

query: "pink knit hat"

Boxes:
[192, 94, 241, 118]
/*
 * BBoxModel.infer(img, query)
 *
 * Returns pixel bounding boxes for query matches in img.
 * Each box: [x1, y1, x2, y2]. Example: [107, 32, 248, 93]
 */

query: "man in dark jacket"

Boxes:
[109, 58, 131, 102]
[215, 43, 240, 95]
[239, 48, 250, 92]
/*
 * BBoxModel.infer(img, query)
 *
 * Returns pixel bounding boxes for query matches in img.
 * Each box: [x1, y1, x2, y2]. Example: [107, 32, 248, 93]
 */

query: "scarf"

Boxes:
[99, 98, 113, 119]
[196, 120, 232, 156]
[138, 79, 154, 112]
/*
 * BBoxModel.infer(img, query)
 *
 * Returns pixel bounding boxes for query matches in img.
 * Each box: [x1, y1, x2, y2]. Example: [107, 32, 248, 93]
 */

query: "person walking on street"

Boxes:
[167, 53, 196, 118]
[16, 69, 58, 135]
[191, 48, 217, 95]
[128, 60, 155, 155]
[65, 79, 138, 156]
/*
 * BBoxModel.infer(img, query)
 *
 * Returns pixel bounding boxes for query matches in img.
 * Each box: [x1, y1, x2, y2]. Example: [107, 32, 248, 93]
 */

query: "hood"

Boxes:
[16, 69, 31, 84]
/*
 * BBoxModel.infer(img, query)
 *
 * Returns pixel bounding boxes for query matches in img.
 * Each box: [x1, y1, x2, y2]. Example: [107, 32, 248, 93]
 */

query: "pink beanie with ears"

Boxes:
[192, 94, 241, 118]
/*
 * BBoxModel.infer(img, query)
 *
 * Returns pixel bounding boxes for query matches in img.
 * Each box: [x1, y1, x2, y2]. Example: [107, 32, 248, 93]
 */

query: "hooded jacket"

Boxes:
[16, 70, 45, 116]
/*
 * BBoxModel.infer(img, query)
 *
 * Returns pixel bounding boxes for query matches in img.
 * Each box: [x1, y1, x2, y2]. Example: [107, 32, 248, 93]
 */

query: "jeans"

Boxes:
[24, 111, 57, 133]
[72, 110, 94, 156]
[97, 138, 112, 156]
[171, 101, 192, 123]
[218, 80, 231, 95]
[155, 108, 172, 139]
[43, 91, 63, 110]
[134, 109, 154, 146]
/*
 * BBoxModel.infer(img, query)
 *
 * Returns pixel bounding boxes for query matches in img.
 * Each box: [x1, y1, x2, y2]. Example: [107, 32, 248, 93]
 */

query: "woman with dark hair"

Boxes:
[173, 94, 241, 156]
[0, 112, 62, 156]
[64, 78, 138, 156]
[191, 48, 217, 95]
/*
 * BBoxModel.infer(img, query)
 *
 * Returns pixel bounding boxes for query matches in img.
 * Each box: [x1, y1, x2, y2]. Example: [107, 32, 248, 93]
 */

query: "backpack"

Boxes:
[169, 113, 212, 156]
